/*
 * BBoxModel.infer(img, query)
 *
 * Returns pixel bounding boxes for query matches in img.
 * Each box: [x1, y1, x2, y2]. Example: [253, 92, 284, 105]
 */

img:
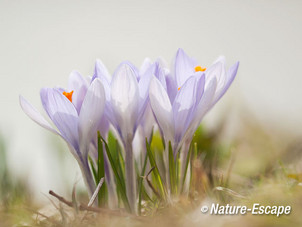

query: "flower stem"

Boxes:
[164, 142, 171, 198]
[80, 160, 96, 199]
[125, 137, 137, 214]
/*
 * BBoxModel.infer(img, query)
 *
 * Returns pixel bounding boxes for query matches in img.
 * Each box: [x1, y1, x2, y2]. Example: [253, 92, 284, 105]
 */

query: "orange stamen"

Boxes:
[195, 66, 206, 72]
[178, 87, 181, 91]
[63, 90, 74, 102]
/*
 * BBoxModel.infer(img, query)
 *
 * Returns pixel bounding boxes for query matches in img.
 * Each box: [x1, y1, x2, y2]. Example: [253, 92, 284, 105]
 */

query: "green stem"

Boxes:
[125, 137, 137, 214]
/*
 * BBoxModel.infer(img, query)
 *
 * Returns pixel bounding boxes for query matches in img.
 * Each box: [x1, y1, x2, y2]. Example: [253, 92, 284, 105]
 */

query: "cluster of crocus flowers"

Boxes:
[20, 48, 239, 214]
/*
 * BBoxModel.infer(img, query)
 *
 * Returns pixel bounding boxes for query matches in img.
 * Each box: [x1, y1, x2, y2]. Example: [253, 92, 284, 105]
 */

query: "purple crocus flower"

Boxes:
[94, 60, 154, 213]
[150, 48, 239, 152]
[138, 58, 158, 141]
[20, 72, 106, 197]
[149, 49, 239, 193]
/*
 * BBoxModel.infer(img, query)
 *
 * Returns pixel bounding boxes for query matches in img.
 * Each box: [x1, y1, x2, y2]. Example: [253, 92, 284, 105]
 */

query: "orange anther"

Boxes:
[195, 66, 206, 72]
[63, 90, 74, 102]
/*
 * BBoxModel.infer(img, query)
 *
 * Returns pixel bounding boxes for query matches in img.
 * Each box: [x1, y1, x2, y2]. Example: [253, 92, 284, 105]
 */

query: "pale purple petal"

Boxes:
[205, 61, 226, 92]
[212, 61, 239, 105]
[68, 71, 89, 113]
[19, 95, 59, 135]
[138, 63, 154, 103]
[154, 61, 167, 91]
[116, 61, 140, 80]
[92, 60, 111, 102]
[140, 102, 156, 139]
[138, 63, 155, 122]
[172, 73, 205, 143]
[139, 58, 152, 78]
[149, 77, 174, 143]
[78, 78, 105, 157]
[196, 78, 218, 120]
[94, 59, 111, 82]
[173, 48, 198, 87]
[165, 74, 177, 103]
[182, 78, 218, 145]
[98, 76, 111, 102]
[111, 63, 140, 141]
[97, 116, 110, 138]
[40, 88, 79, 151]
[213, 56, 226, 65]
[20, 95, 84, 163]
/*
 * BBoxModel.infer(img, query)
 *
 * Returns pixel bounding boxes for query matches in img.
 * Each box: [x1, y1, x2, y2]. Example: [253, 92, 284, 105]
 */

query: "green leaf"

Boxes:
[117, 142, 125, 176]
[169, 141, 177, 194]
[138, 152, 148, 215]
[101, 135, 131, 212]
[176, 152, 181, 189]
[181, 141, 193, 193]
[97, 132, 106, 207]
[88, 156, 97, 183]
[108, 132, 125, 187]
[145, 138, 166, 199]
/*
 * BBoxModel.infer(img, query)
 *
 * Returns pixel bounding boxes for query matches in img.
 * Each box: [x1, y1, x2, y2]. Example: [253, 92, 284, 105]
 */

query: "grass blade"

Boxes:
[145, 138, 166, 199]
[138, 151, 148, 215]
[181, 142, 193, 193]
[169, 141, 176, 194]
[88, 156, 97, 183]
[97, 132, 107, 207]
[101, 136, 131, 212]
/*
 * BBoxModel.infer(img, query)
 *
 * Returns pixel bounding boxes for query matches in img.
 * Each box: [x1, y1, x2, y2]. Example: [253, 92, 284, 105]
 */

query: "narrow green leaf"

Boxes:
[142, 185, 153, 203]
[181, 141, 193, 193]
[169, 141, 176, 194]
[101, 136, 131, 212]
[176, 152, 181, 188]
[97, 132, 106, 207]
[88, 156, 97, 183]
[145, 138, 166, 199]
[138, 152, 148, 215]
[117, 142, 125, 175]
[108, 132, 125, 187]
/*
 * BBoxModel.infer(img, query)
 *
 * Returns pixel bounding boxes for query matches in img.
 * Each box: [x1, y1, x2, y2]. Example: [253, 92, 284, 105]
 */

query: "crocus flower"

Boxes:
[94, 60, 154, 213]
[150, 48, 239, 152]
[149, 49, 239, 193]
[20, 72, 106, 197]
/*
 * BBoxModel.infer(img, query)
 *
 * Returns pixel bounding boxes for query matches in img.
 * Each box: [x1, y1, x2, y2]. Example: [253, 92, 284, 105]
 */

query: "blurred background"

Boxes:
[0, 0, 302, 206]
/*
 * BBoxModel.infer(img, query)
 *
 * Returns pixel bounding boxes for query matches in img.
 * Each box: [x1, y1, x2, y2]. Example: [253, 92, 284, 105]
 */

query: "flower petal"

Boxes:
[182, 77, 218, 145]
[196, 77, 218, 119]
[78, 78, 106, 157]
[110, 63, 140, 140]
[20, 95, 84, 163]
[40, 88, 79, 151]
[138, 63, 155, 122]
[212, 61, 239, 104]
[94, 59, 111, 82]
[138, 63, 154, 103]
[149, 77, 174, 143]
[172, 73, 205, 143]
[205, 60, 226, 91]
[68, 71, 89, 113]
[173, 48, 198, 87]
[92, 60, 112, 102]
[154, 60, 168, 91]
[139, 58, 152, 78]
[19, 95, 59, 135]
[165, 74, 177, 103]
[139, 102, 156, 140]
